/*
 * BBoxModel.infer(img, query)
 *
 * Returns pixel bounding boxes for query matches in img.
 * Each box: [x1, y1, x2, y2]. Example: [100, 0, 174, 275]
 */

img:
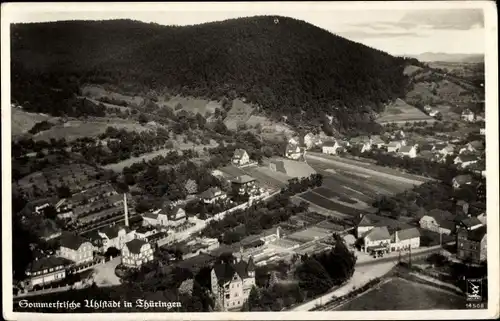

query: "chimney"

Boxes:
[123, 193, 129, 227]
[276, 226, 281, 239]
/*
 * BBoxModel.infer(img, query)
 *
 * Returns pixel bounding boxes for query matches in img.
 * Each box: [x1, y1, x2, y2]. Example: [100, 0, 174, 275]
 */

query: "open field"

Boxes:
[306, 152, 432, 185]
[32, 118, 158, 142]
[103, 140, 218, 172]
[298, 191, 362, 217]
[224, 99, 254, 130]
[376, 98, 434, 125]
[11, 108, 53, 136]
[337, 277, 465, 310]
[157, 95, 221, 116]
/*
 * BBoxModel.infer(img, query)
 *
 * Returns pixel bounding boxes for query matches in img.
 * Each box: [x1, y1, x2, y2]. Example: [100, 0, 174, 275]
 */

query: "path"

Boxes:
[92, 257, 122, 287]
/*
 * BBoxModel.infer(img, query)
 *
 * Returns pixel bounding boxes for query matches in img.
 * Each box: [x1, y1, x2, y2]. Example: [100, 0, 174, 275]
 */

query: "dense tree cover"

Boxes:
[295, 236, 356, 298]
[201, 193, 308, 244]
[12, 17, 412, 131]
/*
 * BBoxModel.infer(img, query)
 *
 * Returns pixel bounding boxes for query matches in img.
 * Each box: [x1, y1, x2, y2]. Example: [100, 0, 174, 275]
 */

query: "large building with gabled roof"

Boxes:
[210, 256, 256, 311]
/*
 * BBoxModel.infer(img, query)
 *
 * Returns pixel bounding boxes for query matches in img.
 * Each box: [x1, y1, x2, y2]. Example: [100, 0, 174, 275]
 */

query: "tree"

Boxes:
[105, 246, 120, 258]
[184, 179, 198, 195]
[56, 185, 71, 199]
[138, 113, 149, 124]
[295, 257, 333, 296]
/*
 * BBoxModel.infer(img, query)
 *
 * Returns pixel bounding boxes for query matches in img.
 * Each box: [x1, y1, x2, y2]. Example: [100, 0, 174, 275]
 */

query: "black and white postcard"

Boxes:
[2, 1, 498, 320]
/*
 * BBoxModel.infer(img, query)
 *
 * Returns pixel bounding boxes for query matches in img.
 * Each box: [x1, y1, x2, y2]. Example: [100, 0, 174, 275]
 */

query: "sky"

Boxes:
[5, 2, 488, 56]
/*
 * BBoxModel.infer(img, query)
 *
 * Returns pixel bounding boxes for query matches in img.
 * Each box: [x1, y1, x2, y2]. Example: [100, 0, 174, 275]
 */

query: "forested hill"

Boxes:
[11, 16, 415, 130]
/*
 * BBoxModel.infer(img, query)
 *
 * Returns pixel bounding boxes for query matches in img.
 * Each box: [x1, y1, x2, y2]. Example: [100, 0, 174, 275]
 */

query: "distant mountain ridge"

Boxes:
[11, 17, 415, 132]
[407, 52, 484, 63]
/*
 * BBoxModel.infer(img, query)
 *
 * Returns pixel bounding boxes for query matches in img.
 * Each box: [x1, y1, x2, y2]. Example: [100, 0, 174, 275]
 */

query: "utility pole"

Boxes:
[409, 245, 412, 268]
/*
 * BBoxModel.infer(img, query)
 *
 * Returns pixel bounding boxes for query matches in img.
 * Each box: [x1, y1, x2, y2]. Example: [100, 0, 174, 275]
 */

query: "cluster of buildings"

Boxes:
[461, 109, 484, 123]
[355, 214, 421, 256]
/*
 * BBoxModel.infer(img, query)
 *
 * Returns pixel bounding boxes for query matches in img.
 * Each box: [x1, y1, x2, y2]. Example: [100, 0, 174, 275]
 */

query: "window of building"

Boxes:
[225, 294, 230, 299]
[238, 301, 240, 305]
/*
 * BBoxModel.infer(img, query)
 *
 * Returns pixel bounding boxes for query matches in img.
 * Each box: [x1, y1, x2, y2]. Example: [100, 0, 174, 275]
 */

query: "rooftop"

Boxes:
[59, 232, 90, 251]
[231, 175, 256, 184]
[26, 256, 72, 273]
[125, 238, 148, 254]
[364, 226, 391, 242]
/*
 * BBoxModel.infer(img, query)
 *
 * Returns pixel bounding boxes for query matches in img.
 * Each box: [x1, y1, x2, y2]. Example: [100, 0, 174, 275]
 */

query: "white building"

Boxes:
[321, 140, 341, 155]
[461, 109, 475, 122]
[285, 143, 303, 160]
[232, 149, 250, 166]
[25, 256, 70, 289]
[362, 226, 391, 253]
[360, 142, 372, 153]
[390, 228, 420, 251]
[121, 239, 154, 268]
[199, 187, 227, 204]
[398, 145, 418, 158]
[211, 256, 256, 311]
[387, 141, 402, 153]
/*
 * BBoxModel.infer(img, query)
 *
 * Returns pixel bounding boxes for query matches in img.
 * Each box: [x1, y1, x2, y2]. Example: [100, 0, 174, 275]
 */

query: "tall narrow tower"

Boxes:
[123, 193, 129, 227]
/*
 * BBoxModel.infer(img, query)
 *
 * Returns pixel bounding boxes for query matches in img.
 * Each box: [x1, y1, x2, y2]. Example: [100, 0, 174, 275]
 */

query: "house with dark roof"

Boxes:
[210, 256, 256, 311]
[121, 239, 154, 268]
[231, 175, 259, 196]
[390, 227, 421, 251]
[362, 226, 391, 254]
[25, 256, 72, 289]
[456, 217, 483, 232]
[356, 214, 412, 238]
[454, 154, 478, 169]
[419, 209, 455, 235]
[452, 174, 473, 189]
[58, 232, 95, 265]
[466, 140, 485, 152]
[457, 225, 487, 263]
[98, 225, 135, 251]
[199, 187, 227, 204]
[231, 149, 250, 166]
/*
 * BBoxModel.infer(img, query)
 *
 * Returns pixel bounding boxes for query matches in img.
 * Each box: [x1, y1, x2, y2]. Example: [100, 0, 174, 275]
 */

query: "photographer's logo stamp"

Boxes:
[466, 278, 483, 302]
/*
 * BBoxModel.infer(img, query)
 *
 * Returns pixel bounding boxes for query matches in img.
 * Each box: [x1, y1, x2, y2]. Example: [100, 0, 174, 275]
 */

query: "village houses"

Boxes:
[419, 209, 455, 235]
[461, 109, 475, 122]
[58, 232, 95, 265]
[398, 145, 418, 158]
[231, 149, 250, 166]
[121, 238, 154, 269]
[211, 255, 256, 311]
